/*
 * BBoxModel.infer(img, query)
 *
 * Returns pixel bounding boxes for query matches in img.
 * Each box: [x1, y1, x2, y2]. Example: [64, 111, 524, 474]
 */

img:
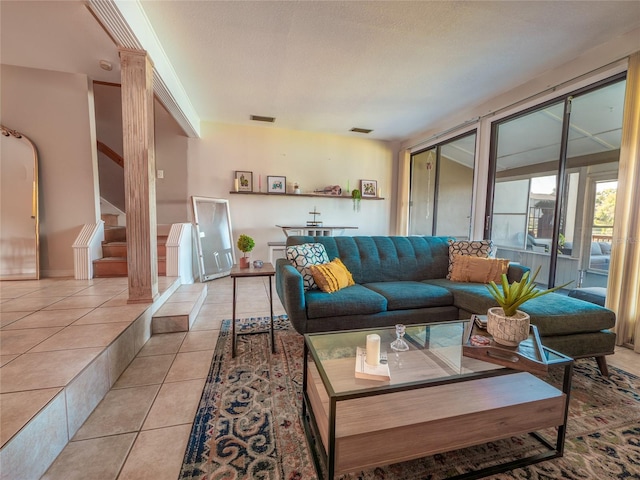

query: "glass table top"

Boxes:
[304, 320, 568, 397]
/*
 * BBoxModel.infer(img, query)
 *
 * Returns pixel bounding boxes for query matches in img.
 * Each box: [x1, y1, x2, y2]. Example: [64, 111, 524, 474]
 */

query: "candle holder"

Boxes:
[390, 324, 409, 352]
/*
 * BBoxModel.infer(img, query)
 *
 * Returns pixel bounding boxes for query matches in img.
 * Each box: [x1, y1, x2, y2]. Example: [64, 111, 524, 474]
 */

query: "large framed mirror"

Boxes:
[190, 196, 235, 282]
[1, 126, 40, 280]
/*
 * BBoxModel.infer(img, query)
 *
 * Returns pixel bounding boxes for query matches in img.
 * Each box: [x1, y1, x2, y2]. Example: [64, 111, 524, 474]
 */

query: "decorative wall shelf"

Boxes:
[229, 191, 384, 200]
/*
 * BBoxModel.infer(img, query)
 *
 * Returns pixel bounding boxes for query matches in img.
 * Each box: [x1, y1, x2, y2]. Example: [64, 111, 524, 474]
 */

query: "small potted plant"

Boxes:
[237, 234, 255, 269]
[351, 188, 361, 212]
[485, 266, 571, 346]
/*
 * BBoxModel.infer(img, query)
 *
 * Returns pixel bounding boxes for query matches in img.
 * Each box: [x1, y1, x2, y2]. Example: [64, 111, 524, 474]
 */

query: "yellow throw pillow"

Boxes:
[310, 258, 355, 293]
[449, 254, 509, 283]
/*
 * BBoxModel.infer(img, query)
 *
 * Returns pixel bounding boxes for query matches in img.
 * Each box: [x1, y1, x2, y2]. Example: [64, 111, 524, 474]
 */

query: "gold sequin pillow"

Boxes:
[310, 258, 355, 293]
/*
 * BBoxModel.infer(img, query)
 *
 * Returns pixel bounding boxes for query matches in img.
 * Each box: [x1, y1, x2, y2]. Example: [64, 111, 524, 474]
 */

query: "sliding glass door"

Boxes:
[486, 75, 626, 292]
[409, 132, 476, 239]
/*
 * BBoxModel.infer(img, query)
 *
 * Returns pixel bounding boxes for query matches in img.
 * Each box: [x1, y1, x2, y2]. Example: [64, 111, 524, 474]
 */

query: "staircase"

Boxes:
[93, 225, 167, 277]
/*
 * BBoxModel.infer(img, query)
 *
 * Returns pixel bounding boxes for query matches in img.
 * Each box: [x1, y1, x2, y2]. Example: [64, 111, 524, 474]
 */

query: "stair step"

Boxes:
[93, 257, 127, 277]
[93, 257, 167, 278]
[104, 226, 127, 243]
[152, 284, 208, 334]
[102, 242, 127, 257]
[101, 213, 119, 227]
[102, 242, 166, 258]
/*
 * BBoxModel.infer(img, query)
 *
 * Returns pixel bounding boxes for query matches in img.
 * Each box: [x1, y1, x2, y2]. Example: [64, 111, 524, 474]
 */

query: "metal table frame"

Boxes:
[301, 322, 573, 480]
[230, 262, 276, 357]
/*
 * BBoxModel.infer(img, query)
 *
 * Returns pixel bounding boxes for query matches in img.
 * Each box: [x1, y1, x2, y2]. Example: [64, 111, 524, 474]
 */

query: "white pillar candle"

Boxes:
[366, 334, 381, 366]
[234, 178, 239, 192]
[378, 187, 382, 198]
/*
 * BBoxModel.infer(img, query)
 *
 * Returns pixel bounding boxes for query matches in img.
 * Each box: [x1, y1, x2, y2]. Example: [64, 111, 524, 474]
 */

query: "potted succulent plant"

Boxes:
[485, 266, 571, 346]
[237, 234, 255, 269]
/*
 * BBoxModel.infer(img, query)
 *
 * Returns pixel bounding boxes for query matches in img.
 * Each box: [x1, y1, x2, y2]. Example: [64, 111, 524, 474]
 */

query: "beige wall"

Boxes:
[188, 122, 395, 262]
[1, 65, 98, 277]
[94, 83, 125, 212]
[154, 101, 189, 224]
[94, 83, 189, 224]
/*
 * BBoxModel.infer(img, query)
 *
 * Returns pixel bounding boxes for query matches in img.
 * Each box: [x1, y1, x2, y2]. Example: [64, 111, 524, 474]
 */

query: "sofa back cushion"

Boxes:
[286, 236, 451, 283]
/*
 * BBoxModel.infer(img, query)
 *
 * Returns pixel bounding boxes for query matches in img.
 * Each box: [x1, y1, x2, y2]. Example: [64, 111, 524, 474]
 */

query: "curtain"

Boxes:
[395, 149, 411, 235]
[610, 52, 640, 351]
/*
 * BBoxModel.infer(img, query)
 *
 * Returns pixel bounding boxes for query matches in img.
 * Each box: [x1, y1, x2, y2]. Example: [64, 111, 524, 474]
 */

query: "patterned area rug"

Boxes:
[179, 316, 640, 480]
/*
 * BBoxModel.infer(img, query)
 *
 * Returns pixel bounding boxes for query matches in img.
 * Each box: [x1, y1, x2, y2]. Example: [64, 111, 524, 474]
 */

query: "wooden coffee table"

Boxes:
[302, 321, 573, 479]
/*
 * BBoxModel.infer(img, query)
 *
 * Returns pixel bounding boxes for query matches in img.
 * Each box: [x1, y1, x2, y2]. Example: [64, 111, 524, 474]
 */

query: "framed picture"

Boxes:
[267, 176, 286, 194]
[361, 179, 377, 197]
[235, 171, 253, 192]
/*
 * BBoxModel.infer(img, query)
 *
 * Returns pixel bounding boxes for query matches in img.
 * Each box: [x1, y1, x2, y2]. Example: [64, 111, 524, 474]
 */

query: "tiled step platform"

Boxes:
[0, 278, 207, 480]
[152, 284, 208, 334]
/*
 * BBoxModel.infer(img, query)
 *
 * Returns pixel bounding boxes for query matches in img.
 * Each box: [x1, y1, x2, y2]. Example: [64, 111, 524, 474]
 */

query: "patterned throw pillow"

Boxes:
[310, 258, 355, 293]
[447, 240, 495, 280]
[286, 243, 330, 291]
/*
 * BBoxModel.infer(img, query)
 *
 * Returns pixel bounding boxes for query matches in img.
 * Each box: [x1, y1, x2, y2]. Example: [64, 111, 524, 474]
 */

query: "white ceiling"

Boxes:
[2, 1, 639, 142]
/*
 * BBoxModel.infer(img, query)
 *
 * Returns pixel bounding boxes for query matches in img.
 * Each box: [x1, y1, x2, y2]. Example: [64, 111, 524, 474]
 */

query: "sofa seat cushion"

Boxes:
[305, 284, 387, 319]
[363, 281, 453, 311]
[425, 279, 616, 336]
[517, 294, 616, 336]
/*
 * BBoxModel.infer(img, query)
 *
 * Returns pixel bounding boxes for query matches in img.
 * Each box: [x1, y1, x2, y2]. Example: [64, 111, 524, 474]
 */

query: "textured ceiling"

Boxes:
[2, 1, 639, 142]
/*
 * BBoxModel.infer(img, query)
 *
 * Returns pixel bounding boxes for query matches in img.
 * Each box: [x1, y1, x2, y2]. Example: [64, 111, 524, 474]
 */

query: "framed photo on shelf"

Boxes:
[361, 179, 377, 198]
[267, 175, 286, 194]
[235, 171, 253, 192]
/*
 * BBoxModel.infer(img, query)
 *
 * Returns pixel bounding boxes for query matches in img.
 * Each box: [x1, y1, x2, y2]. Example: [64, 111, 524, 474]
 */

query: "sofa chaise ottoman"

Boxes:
[275, 235, 617, 375]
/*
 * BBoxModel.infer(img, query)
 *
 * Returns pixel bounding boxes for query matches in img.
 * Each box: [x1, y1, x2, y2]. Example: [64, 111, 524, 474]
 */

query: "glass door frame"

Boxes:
[485, 72, 627, 288]
[409, 129, 477, 239]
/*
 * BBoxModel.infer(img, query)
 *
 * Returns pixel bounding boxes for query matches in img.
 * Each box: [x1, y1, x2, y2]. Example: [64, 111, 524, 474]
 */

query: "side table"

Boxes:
[230, 262, 276, 357]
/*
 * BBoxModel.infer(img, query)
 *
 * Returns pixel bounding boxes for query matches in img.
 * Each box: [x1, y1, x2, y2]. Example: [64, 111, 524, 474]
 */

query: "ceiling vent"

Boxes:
[250, 115, 275, 123]
[350, 128, 372, 134]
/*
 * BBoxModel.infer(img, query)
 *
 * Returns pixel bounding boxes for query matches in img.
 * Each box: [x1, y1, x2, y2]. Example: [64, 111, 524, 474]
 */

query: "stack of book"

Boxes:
[354, 346, 390, 381]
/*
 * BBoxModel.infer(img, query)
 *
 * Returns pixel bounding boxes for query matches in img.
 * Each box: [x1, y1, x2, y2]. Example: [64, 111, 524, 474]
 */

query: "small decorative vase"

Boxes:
[486, 307, 530, 347]
[239, 256, 250, 269]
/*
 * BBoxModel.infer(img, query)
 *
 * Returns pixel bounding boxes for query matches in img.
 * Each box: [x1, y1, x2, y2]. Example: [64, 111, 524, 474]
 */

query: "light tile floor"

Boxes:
[1, 276, 638, 479]
[1, 275, 285, 480]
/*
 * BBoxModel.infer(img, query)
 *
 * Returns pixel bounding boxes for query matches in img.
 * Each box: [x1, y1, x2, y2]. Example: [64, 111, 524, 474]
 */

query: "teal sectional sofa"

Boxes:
[275, 235, 617, 375]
